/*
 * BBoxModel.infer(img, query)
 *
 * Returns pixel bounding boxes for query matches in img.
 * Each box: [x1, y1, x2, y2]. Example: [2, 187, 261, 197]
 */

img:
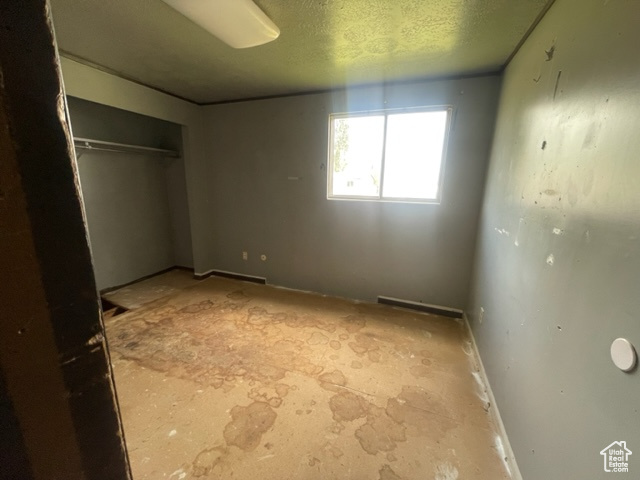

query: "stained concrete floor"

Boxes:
[104, 270, 510, 480]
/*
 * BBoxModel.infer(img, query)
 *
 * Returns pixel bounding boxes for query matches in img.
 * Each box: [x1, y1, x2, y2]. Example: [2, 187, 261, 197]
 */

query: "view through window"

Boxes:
[328, 107, 451, 202]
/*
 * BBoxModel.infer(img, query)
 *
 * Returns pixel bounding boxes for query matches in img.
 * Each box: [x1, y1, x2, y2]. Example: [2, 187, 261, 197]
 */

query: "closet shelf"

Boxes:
[73, 137, 180, 158]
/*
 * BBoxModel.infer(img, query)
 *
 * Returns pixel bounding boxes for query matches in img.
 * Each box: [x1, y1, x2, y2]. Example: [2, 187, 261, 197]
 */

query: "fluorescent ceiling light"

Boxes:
[161, 0, 280, 49]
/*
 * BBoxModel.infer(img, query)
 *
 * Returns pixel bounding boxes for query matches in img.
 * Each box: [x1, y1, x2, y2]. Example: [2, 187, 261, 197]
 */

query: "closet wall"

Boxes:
[68, 97, 193, 290]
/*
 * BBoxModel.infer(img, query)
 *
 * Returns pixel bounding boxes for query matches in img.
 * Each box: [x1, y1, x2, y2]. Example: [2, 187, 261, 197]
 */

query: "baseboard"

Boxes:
[463, 314, 522, 480]
[193, 269, 215, 280]
[173, 265, 194, 271]
[377, 296, 463, 319]
[194, 269, 266, 285]
[100, 265, 193, 294]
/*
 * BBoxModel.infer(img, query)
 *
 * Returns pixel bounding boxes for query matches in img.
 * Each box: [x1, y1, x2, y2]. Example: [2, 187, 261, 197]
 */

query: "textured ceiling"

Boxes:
[50, 0, 550, 104]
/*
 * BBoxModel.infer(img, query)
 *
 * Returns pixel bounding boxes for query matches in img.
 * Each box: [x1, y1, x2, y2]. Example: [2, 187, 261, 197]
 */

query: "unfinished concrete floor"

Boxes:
[104, 270, 510, 480]
[103, 268, 200, 309]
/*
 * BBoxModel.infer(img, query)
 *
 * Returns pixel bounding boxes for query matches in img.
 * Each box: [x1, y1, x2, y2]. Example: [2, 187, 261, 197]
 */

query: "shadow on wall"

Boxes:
[67, 97, 194, 290]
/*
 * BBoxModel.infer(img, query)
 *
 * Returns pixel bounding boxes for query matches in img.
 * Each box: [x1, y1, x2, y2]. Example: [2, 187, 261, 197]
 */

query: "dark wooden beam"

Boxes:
[0, 2, 131, 478]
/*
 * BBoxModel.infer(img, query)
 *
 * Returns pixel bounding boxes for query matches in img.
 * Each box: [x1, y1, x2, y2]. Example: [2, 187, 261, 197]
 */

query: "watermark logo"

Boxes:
[600, 441, 632, 473]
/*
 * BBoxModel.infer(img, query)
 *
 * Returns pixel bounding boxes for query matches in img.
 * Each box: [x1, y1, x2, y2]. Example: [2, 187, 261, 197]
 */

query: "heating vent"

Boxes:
[377, 296, 463, 319]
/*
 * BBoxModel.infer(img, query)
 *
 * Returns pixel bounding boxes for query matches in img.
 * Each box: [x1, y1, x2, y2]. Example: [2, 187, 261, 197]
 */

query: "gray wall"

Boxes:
[467, 0, 640, 478]
[67, 96, 182, 150]
[77, 152, 174, 290]
[197, 76, 501, 308]
[165, 154, 194, 268]
[68, 97, 193, 290]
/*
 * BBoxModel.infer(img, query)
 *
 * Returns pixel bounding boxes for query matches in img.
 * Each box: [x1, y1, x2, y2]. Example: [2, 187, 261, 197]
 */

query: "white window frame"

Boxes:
[327, 105, 453, 204]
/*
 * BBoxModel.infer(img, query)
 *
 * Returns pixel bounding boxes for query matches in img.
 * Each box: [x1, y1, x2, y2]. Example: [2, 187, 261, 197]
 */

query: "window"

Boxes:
[328, 107, 451, 203]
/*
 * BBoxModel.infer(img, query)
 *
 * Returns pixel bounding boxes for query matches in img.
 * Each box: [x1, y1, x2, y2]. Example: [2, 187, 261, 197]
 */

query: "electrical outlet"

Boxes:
[242, 251, 248, 260]
[479, 307, 485, 324]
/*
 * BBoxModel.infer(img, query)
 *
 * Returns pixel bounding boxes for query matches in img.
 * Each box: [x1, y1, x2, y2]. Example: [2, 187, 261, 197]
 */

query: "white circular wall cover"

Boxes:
[610, 338, 637, 372]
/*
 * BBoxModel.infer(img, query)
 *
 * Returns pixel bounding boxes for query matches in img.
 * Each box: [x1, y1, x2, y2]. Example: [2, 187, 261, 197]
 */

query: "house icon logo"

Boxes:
[601, 441, 632, 473]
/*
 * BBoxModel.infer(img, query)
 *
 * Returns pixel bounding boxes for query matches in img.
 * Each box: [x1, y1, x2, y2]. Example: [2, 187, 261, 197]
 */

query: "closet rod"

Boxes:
[73, 137, 180, 158]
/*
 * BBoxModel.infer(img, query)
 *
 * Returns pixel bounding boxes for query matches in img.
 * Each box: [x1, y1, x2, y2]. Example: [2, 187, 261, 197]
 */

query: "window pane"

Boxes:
[330, 115, 385, 197]
[382, 111, 448, 200]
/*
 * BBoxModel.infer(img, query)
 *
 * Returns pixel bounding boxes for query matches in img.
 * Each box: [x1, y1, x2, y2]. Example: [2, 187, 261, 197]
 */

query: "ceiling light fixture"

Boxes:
[161, 0, 280, 49]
